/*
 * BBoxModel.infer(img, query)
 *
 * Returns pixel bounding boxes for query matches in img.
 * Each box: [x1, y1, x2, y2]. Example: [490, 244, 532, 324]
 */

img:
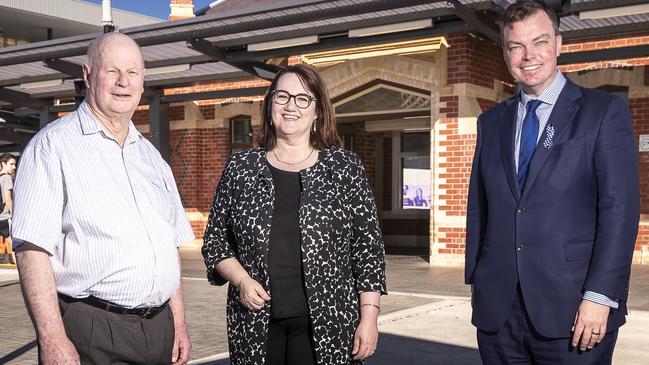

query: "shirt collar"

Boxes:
[78, 101, 143, 144]
[519, 70, 566, 107]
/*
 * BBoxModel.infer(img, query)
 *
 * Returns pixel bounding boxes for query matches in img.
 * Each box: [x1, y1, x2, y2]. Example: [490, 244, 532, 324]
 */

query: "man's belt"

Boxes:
[58, 293, 169, 319]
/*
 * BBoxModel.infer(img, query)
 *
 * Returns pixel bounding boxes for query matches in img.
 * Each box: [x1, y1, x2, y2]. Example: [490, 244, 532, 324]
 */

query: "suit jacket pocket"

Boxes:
[548, 137, 587, 190]
[564, 240, 594, 262]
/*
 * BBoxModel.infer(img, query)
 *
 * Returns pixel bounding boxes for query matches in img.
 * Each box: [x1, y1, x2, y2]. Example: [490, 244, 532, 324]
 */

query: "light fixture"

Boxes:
[579, 3, 649, 20]
[146, 64, 191, 75]
[248, 35, 319, 52]
[19, 79, 63, 89]
[349, 19, 433, 38]
[303, 37, 448, 66]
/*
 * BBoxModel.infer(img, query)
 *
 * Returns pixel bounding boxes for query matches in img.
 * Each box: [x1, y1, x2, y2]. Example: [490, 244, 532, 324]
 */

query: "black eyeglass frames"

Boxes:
[271, 90, 317, 109]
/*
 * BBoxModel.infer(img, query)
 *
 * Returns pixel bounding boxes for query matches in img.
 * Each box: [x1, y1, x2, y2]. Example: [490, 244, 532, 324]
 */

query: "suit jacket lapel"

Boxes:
[521, 80, 582, 200]
[499, 97, 521, 201]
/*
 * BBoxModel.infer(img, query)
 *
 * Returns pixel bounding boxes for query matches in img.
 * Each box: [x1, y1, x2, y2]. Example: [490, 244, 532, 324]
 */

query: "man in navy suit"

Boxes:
[465, 0, 640, 363]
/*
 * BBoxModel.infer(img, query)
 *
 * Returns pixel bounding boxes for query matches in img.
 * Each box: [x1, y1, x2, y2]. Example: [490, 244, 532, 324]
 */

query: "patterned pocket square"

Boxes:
[543, 123, 555, 149]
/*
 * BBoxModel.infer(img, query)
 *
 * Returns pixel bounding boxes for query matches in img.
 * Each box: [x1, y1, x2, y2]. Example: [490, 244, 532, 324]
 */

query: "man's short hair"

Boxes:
[501, 0, 560, 37]
[85, 32, 143, 71]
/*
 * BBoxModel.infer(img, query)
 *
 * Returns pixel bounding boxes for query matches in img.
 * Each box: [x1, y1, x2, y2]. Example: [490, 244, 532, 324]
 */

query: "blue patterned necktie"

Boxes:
[517, 99, 542, 191]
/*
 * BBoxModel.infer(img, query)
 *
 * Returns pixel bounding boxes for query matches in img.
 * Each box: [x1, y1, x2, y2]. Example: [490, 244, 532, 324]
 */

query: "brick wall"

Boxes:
[446, 33, 512, 89]
[635, 219, 649, 264]
[437, 227, 466, 255]
[436, 118, 473, 217]
[165, 78, 270, 97]
[351, 122, 376, 188]
[477, 97, 497, 112]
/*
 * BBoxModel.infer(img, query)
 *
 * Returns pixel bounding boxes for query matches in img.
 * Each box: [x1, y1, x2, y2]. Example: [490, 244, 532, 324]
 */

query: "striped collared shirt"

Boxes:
[514, 70, 566, 168]
[12, 102, 195, 308]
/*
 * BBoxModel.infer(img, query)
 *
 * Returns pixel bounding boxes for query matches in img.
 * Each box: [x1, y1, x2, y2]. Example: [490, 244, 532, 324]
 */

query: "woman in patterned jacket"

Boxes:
[202, 64, 386, 365]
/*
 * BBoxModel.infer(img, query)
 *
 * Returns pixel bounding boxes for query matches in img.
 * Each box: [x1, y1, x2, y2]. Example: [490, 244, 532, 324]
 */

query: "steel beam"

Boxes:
[558, 44, 649, 65]
[44, 59, 85, 79]
[0, 126, 30, 145]
[39, 106, 58, 129]
[447, 0, 500, 45]
[0, 88, 44, 109]
[187, 38, 282, 81]
[148, 93, 170, 161]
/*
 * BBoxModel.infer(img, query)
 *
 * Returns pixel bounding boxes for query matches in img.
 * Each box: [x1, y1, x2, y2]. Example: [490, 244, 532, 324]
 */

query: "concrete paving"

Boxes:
[1, 251, 648, 364]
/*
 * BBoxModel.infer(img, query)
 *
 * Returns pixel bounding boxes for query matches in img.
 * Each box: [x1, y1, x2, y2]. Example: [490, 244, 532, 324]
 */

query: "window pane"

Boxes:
[231, 117, 252, 144]
[402, 156, 430, 210]
[401, 132, 429, 154]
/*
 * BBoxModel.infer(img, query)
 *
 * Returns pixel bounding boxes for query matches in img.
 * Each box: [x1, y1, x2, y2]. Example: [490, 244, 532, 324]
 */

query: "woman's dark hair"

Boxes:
[258, 64, 342, 150]
[0, 153, 15, 167]
[501, 0, 560, 38]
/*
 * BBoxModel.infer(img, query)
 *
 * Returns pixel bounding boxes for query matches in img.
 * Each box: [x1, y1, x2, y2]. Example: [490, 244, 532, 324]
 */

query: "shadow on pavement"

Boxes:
[0, 340, 37, 364]
[194, 333, 480, 365]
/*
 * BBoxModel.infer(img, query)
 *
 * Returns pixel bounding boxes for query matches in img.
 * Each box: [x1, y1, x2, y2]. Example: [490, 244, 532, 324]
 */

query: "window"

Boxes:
[230, 115, 253, 154]
[400, 131, 430, 210]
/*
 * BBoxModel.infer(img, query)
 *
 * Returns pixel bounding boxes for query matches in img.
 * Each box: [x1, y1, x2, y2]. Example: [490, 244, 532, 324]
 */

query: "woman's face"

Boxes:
[271, 73, 317, 142]
[1, 158, 16, 175]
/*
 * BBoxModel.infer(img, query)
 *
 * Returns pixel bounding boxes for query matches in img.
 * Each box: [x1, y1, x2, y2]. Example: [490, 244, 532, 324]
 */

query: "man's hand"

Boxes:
[238, 277, 270, 311]
[351, 318, 378, 361]
[39, 337, 80, 365]
[172, 321, 191, 365]
[571, 299, 610, 351]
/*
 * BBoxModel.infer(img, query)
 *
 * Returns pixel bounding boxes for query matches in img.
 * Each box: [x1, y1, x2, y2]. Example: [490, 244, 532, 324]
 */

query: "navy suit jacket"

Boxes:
[465, 79, 640, 338]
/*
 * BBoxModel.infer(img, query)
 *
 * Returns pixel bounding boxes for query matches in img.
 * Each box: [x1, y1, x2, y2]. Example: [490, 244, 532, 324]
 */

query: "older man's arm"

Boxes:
[16, 242, 80, 364]
[169, 253, 191, 365]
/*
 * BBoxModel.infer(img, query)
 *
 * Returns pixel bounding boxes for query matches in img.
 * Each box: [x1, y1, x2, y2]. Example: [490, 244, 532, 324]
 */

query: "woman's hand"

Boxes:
[237, 276, 270, 311]
[352, 317, 378, 361]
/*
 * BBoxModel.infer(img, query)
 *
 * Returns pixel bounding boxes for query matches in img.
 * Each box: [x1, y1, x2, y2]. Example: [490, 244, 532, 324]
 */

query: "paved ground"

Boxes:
[1, 250, 648, 364]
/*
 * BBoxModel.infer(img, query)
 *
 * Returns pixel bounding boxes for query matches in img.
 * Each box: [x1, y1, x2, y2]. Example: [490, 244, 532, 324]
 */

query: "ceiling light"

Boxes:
[349, 19, 433, 38]
[248, 35, 319, 52]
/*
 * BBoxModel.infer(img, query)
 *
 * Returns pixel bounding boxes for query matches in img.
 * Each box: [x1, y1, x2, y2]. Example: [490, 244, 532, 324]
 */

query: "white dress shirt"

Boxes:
[12, 102, 195, 308]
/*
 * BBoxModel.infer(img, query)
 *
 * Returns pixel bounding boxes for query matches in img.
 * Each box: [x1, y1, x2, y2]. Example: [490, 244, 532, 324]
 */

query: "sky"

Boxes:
[83, 0, 215, 20]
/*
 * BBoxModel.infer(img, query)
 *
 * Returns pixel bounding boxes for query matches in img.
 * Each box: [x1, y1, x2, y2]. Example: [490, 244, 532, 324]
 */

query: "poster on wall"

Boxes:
[402, 167, 430, 209]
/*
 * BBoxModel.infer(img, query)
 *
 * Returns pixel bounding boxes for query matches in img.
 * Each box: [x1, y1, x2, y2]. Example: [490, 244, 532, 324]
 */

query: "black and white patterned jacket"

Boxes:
[202, 147, 387, 365]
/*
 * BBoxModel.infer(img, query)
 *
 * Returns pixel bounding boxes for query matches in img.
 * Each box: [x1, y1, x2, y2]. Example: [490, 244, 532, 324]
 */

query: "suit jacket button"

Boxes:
[517, 208, 526, 214]
[517, 243, 525, 252]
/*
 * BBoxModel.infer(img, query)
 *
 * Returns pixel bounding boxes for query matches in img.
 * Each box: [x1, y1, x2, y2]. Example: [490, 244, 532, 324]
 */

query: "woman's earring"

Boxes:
[270, 119, 273, 127]
[312, 120, 317, 133]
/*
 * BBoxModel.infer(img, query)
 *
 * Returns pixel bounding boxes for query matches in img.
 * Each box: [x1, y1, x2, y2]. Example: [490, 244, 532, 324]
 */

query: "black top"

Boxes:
[267, 163, 309, 318]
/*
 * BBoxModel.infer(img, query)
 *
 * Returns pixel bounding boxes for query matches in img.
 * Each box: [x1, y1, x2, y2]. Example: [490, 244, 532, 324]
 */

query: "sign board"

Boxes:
[640, 134, 649, 152]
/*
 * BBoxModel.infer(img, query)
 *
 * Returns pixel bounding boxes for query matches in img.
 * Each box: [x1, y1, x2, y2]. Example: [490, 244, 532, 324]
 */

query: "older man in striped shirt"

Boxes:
[12, 33, 195, 365]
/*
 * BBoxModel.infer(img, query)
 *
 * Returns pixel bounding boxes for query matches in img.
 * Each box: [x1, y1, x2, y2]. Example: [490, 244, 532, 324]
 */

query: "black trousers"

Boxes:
[50, 296, 175, 365]
[477, 287, 617, 365]
[266, 315, 316, 365]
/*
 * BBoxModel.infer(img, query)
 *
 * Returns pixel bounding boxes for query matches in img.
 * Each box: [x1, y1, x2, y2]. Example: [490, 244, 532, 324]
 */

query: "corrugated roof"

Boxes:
[0, 0, 646, 103]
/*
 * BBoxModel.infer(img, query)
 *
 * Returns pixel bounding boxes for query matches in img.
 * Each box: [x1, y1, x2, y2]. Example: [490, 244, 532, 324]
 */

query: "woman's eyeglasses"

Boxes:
[271, 90, 316, 109]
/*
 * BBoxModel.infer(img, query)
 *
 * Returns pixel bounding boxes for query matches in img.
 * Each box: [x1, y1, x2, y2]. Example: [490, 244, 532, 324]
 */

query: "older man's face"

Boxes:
[502, 10, 562, 98]
[85, 37, 145, 121]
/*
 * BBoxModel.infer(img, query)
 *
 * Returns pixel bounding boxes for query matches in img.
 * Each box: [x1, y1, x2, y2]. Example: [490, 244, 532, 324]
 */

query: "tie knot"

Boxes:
[527, 99, 542, 112]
